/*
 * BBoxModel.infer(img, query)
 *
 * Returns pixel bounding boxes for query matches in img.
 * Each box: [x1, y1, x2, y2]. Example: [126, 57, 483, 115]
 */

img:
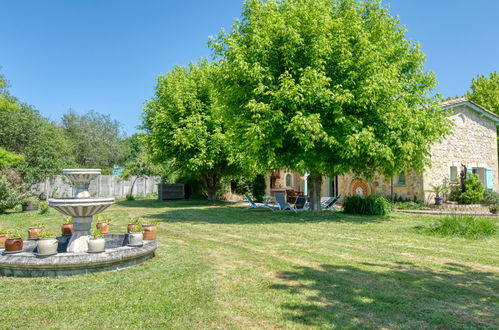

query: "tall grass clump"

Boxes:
[418, 214, 496, 239]
[343, 195, 391, 215]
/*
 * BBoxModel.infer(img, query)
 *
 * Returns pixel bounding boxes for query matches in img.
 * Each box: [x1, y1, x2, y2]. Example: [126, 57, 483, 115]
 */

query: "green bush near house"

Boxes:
[459, 174, 484, 204]
[343, 195, 391, 215]
[416, 214, 496, 239]
[393, 201, 429, 210]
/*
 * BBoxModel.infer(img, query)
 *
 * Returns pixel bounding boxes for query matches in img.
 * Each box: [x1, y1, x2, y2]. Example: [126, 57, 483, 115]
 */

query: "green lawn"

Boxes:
[0, 198, 498, 329]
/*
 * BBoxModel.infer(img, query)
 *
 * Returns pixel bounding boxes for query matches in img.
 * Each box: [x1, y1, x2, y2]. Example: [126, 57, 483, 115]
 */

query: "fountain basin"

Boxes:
[0, 234, 158, 277]
[48, 198, 114, 217]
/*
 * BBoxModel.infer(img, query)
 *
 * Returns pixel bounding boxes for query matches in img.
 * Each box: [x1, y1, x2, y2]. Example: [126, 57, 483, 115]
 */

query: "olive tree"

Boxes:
[211, 0, 450, 210]
[142, 61, 240, 201]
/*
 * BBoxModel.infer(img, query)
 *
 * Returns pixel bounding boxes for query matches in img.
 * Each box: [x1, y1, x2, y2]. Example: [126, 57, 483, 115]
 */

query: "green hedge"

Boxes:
[343, 195, 391, 215]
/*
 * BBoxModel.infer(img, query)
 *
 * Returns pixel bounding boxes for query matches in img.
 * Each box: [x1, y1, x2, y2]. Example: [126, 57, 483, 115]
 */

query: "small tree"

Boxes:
[142, 60, 241, 201]
[466, 71, 499, 114]
[121, 152, 160, 199]
[460, 174, 484, 204]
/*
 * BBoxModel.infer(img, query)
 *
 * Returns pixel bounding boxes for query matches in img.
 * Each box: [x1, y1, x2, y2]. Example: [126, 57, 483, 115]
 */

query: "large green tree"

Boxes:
[466, 71, 499, 113]
[0, 74, 75, 184]
[211, 0, 450, 210]
[62, 110, 128, 169]
[142, 61, 240, 201]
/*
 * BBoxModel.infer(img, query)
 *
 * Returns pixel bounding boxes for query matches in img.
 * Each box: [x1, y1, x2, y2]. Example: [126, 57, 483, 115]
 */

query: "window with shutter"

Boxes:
[485, 168, 494, 190]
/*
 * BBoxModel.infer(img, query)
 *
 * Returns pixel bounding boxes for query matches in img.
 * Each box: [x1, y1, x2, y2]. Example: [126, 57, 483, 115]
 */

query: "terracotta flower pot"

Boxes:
[142, 224, 157, 240]
[96, 222, 109, 234]
[127, 224, 140, 233]
[61, 223, 74, 235]
[0, 233, 11, 248]
[28, 226, 43, 239]
[5, 238, 23, 252]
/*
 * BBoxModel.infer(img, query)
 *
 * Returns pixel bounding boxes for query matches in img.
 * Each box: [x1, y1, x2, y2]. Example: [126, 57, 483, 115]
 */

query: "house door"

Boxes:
[329, 176, 338, 197]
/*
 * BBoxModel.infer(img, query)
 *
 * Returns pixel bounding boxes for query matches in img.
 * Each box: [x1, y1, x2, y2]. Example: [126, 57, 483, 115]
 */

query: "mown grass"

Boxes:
[0, 198, 498, 329]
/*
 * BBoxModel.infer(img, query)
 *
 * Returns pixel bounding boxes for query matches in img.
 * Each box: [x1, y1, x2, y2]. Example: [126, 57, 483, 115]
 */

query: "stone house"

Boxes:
[265, 98, 499, 204]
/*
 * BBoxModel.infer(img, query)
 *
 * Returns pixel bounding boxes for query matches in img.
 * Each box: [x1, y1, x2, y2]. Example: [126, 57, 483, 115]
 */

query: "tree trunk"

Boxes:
[204, 174, 218, 201]
[129, 177, 138, 197]
[307, 174, 322, 211]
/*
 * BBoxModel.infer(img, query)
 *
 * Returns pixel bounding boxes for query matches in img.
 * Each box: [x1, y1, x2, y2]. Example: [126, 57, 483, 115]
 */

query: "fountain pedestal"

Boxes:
[48, 169, 114, 253]
[67, 217, 92, 253]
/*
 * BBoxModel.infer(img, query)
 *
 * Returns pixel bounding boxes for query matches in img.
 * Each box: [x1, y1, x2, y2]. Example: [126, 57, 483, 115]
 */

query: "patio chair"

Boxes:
[243, 194, 274, 211]
[274, 192, 297, 212]
[321, 195, 341, 211]
[294, 195, 308, 211]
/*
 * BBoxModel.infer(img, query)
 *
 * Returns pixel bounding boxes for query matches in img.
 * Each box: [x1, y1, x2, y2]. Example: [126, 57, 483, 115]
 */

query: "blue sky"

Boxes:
[1, 0, 498, 135]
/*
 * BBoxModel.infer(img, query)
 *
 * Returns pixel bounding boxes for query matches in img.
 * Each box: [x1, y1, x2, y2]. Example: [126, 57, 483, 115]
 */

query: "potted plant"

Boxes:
[28, 222, 45, 239]
[96, 214, 111, 234]
[127, 217, 142, 233]
[489, 204, 499, 214]
[128, 225, 143, 246]
[427, 181, 449, 205]
[142, 220, 158, 240]
[37, 231, 59, 256]
[61, 216, 74, 235]
[0, 229, 11, 248]
[21, 194, 39, 212]
[4, 231, 23, 253]
[88, 228, 106, 253]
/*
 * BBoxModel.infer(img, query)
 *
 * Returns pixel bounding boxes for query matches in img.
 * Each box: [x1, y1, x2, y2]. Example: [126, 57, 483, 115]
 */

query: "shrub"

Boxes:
[482, 190, 499, 205]
[343, 195, 391, 215]
[251, 174, 266, 202]
[125, 194, 135, 201]
[0, 175, 22, 213]
[417, 214, 496, 239]
[38, 201, 49, 215]
[459, 174, 484, 204]
[447, 182, 461, 202]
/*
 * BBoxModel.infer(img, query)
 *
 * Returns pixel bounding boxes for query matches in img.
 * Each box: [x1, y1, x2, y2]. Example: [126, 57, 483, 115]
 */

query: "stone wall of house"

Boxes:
[423, 105, 499, 203]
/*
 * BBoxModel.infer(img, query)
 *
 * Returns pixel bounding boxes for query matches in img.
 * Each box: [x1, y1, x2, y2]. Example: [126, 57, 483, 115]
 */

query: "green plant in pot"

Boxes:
[37, 231, 59, 256]
[88, 228, 105, 253]
[127, 217, 142, 233]
[142, 220, 158, 241]
[28, 222, 46, 239]
[489, 204, 499, 214]
[96, 214, 111, 234]
[427, 180, 449, 205]
[0, 229, 11, 248]
[128, 224, 143, 246]
[61, 216, 74, 235]
[20, 192, 39, 212]
[5, 231, 23, 252]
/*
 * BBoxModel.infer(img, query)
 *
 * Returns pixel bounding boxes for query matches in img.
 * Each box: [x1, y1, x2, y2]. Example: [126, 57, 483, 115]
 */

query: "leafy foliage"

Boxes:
[343, 195, 391, 215]
[417, 215, 496, 239]
[0, 147, 23, 169]
[459, 174, 484, 204]
[466, 71, 499, 114]
[142, 60, 241, 201]
[62, 110, 128, 169]
[210, 0, 450, 209]
[0, 175, 22, 213]
[251, 174, 267, 202]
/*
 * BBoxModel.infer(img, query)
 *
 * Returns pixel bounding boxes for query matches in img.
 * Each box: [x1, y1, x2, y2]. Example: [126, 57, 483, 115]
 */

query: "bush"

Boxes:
[459, 174, 484, 204]
[0, 175, 22, 213]
[417, 215, 496, 239]
[38, 201, 49, 215]
[251, 174, 266, 202]
[482, 190, 499, 205]
[343, 195, 391, 215]
[125, 194, 135, 201]
[447, 182, 461, 202]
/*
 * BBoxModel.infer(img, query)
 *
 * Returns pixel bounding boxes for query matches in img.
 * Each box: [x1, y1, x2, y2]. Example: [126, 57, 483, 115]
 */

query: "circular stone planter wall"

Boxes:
[0, 234, 158, 277]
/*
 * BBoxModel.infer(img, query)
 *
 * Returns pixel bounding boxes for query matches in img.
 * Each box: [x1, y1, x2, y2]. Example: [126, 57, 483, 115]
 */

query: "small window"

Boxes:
[285, 173, 292, 187]
[450, 166, 458, 181]
[397, 172, 406, 185]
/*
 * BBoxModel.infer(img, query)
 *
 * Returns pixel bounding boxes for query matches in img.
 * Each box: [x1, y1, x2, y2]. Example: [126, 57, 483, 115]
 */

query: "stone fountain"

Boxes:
[48, 169, 114, 252]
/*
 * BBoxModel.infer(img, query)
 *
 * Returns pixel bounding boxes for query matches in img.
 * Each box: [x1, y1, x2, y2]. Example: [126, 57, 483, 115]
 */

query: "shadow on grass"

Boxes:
[131, 199, 390, 225]
[270, 261, 498, 328]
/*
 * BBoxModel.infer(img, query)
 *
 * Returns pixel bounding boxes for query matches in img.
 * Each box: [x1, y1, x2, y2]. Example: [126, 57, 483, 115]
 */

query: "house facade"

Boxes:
[265, 99, 499, 204]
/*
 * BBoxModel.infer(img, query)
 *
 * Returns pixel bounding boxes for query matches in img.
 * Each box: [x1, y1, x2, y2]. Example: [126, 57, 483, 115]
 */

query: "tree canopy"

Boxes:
[62, 110, 128, 169]
[466, 71, 499, 114]
[211, 0, 450, 209]
[142, 61, 240, 200]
